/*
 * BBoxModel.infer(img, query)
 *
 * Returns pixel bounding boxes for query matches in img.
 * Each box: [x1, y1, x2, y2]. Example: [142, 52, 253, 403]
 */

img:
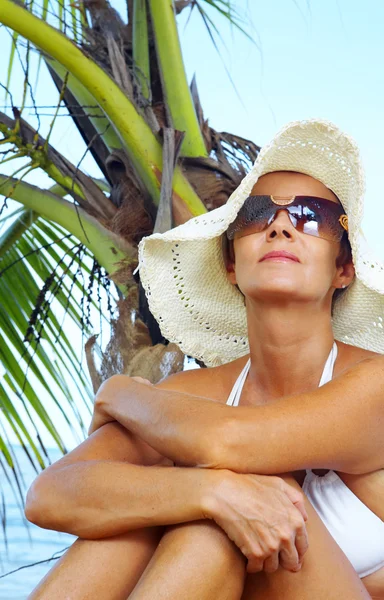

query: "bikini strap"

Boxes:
[227, 341, 337, 408]
[226, 358, 251, 407]
[306, 341, 338, 477]
[318, 341, 338, 387]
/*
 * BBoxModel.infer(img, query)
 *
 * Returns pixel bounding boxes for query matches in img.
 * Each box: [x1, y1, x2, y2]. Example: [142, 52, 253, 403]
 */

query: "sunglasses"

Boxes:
[226, 195, 349, 243]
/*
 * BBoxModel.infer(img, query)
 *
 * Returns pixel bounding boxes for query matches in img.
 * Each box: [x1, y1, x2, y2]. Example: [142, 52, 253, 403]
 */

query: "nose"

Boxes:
[266, 209, 296, 240]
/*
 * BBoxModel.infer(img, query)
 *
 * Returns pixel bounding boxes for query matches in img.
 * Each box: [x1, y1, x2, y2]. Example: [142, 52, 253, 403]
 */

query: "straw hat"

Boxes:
[136, 118, 384, 367]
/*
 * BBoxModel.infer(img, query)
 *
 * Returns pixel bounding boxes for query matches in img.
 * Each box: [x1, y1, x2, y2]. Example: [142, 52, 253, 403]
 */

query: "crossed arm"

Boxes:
[91, 355, 384, 476]
[26, 353, 383, 540]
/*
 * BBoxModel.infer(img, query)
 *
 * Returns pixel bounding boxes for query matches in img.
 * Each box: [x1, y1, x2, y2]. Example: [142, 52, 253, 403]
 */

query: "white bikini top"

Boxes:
[226, 342, 384, 578]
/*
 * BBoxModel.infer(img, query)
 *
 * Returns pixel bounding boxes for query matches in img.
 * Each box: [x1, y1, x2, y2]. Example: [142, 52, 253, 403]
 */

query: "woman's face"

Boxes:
[226, 171, 355, 306]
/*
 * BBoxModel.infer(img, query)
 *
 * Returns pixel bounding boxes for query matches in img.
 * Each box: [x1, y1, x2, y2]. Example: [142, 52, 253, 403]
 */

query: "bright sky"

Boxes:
[1, 0, 384, 450]
[177, 0, 384, 257]
[2, 0, 383, 249]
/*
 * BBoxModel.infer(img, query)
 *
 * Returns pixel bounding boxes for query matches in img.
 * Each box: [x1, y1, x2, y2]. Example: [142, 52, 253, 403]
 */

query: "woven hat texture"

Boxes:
[137, 118, 384, 367]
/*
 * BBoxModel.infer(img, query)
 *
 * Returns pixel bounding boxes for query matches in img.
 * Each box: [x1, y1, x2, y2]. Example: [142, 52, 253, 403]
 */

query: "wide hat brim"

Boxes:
[138, 119, 384, 367]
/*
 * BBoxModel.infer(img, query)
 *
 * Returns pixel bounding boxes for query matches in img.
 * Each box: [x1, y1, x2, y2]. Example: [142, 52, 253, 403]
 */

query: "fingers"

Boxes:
[246, 544, 299, 574]
[215, 473, 309, 576]
[281, 481, 308, 521]
[263, 551, 280, 573]
[278, 501, 309, 570]
[278, 528, 302, 572]
[244, 530, 302, 574]
[280, 480, 309, 568]
[242, 539, 278, 574]
[248, 517, 306, 573]
[132, 376, 152, 386]
[245, 540, 274, 573]
[281, 484, 309, 566]
[246, 555, 265, 573]
[294, 521, 309, 563]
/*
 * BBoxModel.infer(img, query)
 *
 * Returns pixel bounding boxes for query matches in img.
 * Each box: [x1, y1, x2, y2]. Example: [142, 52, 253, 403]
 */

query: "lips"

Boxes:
[259, 251, 300, 263]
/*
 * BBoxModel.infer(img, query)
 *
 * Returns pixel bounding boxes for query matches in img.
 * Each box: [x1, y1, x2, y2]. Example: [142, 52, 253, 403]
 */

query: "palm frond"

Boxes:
[0, 0, 263, 549]
[0, 211, 119, 498]
[199, 0, 258, 46]
[0, 235, 120, 541]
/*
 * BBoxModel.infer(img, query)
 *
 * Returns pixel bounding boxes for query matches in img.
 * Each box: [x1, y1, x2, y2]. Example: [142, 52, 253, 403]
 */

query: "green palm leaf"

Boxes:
[0, 211, 116, 508]
[0, 0, 262, 549]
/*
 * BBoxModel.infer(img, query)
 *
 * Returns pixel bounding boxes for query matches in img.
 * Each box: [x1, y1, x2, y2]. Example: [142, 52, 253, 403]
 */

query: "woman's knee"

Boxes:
[162, 520, 246, 573]
[128, 521, 246, 600]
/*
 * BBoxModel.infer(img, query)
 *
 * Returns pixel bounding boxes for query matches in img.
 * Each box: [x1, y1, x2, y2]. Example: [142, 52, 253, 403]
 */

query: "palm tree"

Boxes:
[0, 0, 260, 522]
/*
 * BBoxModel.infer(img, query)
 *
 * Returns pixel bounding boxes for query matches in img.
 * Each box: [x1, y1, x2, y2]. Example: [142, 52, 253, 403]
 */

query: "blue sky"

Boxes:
[2, 0, 383, 251]
[177, 0, 384, 257]
[1, 0, 384, 448]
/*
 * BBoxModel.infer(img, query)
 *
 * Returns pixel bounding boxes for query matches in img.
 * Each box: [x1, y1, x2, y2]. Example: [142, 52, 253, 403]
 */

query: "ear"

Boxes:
[333, 259, 355, 289]
[226, 263, 237, 285]
[221, 235, 237, 285]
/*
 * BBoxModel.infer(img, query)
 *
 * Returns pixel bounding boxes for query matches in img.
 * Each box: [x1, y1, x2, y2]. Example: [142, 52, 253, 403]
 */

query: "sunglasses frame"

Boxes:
[226, 195, 349, 242]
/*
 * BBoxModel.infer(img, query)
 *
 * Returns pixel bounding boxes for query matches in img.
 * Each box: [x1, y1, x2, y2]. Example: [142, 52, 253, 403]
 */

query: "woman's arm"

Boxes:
[25, 422, 212, 538]
[25, 421, 309, 570]
[95, 356, 384, 476]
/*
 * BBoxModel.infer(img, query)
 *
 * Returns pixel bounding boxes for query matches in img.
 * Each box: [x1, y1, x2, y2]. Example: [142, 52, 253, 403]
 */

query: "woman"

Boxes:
[26, 119, 384, 599]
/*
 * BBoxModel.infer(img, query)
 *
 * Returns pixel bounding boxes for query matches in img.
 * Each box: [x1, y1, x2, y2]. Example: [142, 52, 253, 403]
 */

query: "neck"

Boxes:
[245, 299, 335, 401]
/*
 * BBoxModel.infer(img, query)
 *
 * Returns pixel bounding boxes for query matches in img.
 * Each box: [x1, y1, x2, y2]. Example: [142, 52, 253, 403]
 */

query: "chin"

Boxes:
[245, 283, 302, 302]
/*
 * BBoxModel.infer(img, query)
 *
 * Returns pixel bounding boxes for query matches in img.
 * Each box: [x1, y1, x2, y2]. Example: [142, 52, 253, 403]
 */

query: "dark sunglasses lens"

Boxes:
[226, 196, 273, 240]
[227, 196, 346, 242]
[296, 198, 345, 242]
[287, 205, 321, 237]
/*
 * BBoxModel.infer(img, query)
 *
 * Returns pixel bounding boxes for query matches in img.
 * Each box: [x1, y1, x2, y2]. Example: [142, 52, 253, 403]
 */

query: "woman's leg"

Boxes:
[128, 473, 371, 600]
[241, 474, 371, 600]
[28, 417, 245, 600]
[28, 424, 170, 600]
[28, 527, 164, 600]
[30, 514, 246, 600]
[129, 520, 246, 600]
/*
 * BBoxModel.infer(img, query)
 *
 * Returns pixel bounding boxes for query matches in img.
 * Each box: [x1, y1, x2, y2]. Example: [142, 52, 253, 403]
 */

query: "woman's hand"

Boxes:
[88, 376, 153, 436]
[203, 470, 309, 574]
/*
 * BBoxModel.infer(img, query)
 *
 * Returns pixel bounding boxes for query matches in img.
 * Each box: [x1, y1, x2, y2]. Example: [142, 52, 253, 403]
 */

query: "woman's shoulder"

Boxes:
[336, 341, 383, 376]
[155, 355, 248, 403]
[155, 342, 383, 400]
